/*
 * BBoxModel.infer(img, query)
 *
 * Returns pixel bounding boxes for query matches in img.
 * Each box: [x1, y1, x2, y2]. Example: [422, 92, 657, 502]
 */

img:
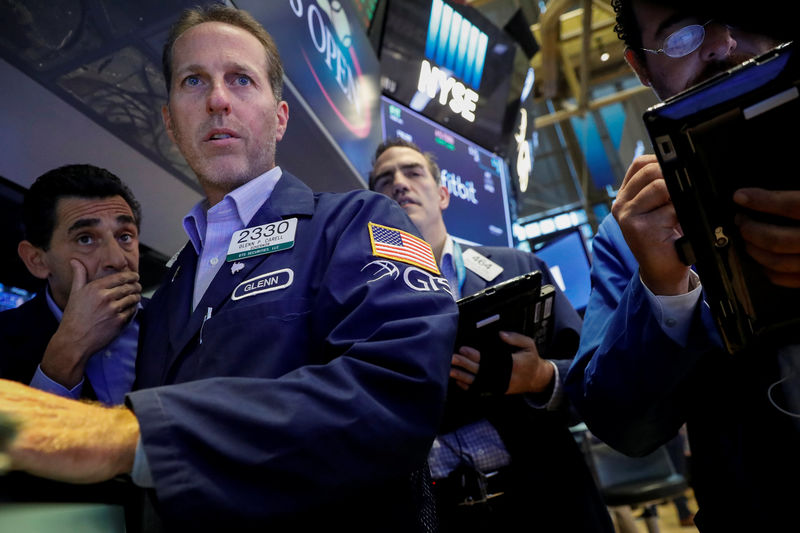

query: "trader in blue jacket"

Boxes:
[0, 5, 457, 532]
[370, 138, 613, 533]
[565, 1, 800, 531]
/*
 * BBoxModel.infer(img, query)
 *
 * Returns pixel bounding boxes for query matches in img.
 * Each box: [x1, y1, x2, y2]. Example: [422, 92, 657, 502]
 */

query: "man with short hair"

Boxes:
[565, 1, 800, 530]
[0, 5, 457, 532]
[0, 164, 142, 405]
[370, 138, 614, 533]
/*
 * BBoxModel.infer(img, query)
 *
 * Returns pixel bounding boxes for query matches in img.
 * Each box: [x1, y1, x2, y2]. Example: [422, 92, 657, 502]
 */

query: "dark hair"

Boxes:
[611, 0, 787, 63]
[611, 0, 641, 51]
[368, 138, 441, 189]
[162, 3, 284, 101]
[23, 164, 141, 250]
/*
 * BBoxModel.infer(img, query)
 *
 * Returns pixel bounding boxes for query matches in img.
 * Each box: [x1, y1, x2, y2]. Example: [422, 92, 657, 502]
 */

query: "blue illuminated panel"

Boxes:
[381, 96, 513, 247]
[534, 229, 592, 312]
[425, 0, 487, 90]
[0, 284, 35, 312]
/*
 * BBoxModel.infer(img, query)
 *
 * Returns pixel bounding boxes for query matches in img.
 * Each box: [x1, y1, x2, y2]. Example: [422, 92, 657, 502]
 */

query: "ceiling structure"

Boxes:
[466, 0, 648, 129]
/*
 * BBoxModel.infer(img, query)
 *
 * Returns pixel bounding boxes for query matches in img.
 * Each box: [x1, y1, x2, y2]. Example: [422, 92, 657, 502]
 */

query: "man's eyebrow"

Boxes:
[374, 163, 425, 180]
[117, 214, 137, 227]
[67, 218, 100, 233]
[654, 12, 695, 39]
[67, 214, 136, 234]
[176, 62, 259, 76]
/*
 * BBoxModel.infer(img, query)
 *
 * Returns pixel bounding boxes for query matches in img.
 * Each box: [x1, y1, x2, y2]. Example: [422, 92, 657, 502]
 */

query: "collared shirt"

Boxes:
[440, 236, 460, 298]
[133, 167, 283, 488]
[183, 167, 283, 310]
[30, 287, 138, 406]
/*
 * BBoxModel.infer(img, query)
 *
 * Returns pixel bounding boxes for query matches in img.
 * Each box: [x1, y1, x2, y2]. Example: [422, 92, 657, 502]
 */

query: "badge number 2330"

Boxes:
[226, 218, 298, 262]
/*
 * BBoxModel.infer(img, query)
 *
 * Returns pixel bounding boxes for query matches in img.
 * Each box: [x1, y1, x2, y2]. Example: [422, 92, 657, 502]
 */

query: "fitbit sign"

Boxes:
[417, 0, 488, 122]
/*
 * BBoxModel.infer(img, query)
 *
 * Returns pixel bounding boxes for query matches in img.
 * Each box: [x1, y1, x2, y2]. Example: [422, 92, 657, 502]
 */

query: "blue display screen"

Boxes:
[0, 284, 35, 312]
[380, 95, 513, 247]
[534, 229, 592, 312]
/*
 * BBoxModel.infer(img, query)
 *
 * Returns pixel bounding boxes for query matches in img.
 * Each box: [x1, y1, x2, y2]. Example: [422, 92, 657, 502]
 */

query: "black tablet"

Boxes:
[643, 41, 800, 353]
[455, 271, 546, 394]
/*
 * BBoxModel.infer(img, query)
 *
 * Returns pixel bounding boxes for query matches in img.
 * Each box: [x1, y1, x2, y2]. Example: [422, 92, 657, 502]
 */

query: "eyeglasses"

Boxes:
[641, 20, 714, 58]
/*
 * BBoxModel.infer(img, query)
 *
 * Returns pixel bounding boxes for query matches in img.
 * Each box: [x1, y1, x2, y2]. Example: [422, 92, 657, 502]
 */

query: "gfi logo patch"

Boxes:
[362, 260, 452, 296]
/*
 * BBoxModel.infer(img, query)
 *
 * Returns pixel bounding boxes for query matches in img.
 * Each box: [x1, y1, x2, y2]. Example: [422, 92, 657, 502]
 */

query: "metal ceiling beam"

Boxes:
[539, 0, 574, 99]
[533, 84, 651, 128]
[578, 0, 592, 110]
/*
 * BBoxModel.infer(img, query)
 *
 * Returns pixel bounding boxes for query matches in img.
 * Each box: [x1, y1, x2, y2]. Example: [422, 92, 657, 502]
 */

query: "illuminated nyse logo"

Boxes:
[418, 0, 488, 122]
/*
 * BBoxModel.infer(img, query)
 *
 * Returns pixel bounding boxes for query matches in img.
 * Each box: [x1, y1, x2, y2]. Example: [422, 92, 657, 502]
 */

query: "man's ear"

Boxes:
[624, 48, 652, 87]
[275, 100, 289, 143]
[438, 184, 450, 211]
[161, 104, 176, 144]
[17, 241, 50, 280]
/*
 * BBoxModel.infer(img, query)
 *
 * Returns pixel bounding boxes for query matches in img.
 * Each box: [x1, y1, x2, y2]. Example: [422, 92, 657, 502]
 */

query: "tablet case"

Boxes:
[643, 41, 800, 353]
[454, 271, 550, 394]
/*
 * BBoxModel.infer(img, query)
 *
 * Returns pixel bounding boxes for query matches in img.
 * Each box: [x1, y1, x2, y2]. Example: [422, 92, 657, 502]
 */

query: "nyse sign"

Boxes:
[417, 60, 479, 122]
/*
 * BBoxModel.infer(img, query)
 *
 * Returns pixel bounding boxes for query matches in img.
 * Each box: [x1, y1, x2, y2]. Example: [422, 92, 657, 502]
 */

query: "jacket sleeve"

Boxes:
[565, 215, 720, 456]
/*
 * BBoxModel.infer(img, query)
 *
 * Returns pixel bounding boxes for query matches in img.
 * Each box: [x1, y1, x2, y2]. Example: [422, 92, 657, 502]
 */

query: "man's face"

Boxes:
[630, 1, 780, 99]
[372, 146, 450, 236]
[162, 21, 289, 205]
[36, 196, 139, 309]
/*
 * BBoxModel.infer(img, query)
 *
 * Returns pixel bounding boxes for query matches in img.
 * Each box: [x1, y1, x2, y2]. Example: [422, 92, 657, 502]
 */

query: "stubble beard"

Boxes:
[179, 131, 278, 197]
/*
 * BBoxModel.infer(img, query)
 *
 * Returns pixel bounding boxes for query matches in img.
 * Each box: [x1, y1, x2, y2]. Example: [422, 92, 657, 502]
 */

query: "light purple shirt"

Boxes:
[30, 287, 138, 406]
[132, 166, 282, 487]
[182, 167, 283, 310]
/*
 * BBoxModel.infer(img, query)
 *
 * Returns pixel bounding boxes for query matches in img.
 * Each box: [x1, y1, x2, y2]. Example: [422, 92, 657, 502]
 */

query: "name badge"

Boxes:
[227, 218, 297, 262]
[462, 248, 503, 282]
[232, 269, 294, 300]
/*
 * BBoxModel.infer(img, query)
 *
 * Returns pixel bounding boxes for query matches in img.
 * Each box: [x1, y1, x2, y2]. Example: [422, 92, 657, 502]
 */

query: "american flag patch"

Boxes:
[368, 222, 441, 275]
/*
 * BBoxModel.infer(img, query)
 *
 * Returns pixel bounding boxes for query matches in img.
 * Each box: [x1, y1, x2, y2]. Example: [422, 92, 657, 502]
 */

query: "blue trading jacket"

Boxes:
[127, 172, 458, 531]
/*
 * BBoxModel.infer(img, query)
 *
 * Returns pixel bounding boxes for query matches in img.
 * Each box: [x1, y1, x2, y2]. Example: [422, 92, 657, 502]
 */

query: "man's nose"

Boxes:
[391, 174, 410, 197]
[699, 22, 737, 62]
[102, 239, 130, 271]
[207, 80, 232, 115]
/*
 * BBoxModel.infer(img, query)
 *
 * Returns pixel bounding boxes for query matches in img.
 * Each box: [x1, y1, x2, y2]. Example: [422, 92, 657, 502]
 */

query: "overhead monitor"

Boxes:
[533, 227, 592, 313]
[378, 0, 519, 153]
[380, 95, 513, 248]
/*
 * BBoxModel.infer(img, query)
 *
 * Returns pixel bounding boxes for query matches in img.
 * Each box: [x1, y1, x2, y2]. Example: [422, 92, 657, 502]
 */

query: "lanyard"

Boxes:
[452, 240, 467, 298]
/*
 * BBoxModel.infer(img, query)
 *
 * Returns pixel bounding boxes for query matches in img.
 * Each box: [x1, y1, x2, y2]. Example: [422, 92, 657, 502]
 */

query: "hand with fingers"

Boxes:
[40, 260, 141, 388]
[612, 154, 692, 295]
[734, 188, 800, 288]
[0, 379, 139, 484]
[450, 331, 554, 395]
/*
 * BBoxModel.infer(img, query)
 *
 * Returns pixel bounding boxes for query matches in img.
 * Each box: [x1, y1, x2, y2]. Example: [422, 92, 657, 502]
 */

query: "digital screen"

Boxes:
[346, 0, 382, 31]
[534, 228, 592, 312]
[379, 0, 518, 153]
[235, 0, 383, 180]
[380, 95, 513, 248]
[0, 283, 35, 312]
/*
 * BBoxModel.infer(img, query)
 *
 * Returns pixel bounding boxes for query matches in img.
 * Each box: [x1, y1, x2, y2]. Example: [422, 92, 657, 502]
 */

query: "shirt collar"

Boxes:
[182, 167, 283, 254]
[440, 234, 456, 272]
[44, 285, 63, 321]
